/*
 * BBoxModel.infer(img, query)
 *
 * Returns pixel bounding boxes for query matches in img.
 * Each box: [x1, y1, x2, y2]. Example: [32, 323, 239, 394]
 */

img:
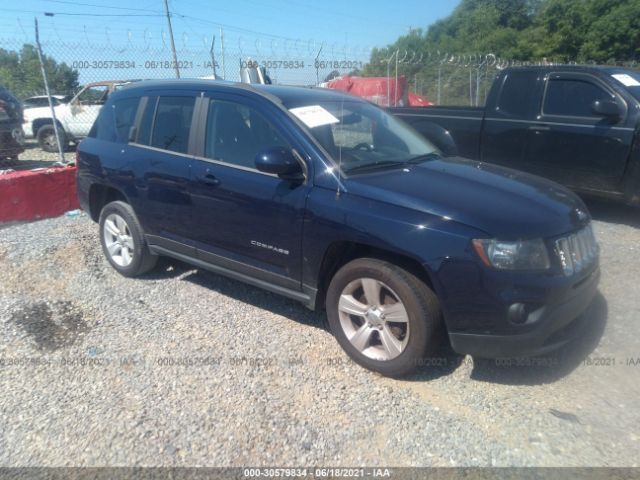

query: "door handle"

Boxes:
[529, 124, 550, 131]
[198, 173, 220, 186]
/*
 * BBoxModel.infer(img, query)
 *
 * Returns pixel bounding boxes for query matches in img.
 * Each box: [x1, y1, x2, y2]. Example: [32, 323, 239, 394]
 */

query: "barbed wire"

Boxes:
[378, 49, 639, 69]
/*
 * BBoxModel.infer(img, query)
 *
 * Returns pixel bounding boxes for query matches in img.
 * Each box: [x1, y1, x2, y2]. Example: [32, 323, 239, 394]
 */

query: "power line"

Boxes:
[27, 0, 163, 13]
[2, 7, 165, 17]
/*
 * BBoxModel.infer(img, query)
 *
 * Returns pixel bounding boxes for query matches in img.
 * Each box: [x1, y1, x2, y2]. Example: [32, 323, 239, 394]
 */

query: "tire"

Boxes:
[326, 258, 441, 377]
[98, 200, 158, 277]
[37, 124, 67, 153]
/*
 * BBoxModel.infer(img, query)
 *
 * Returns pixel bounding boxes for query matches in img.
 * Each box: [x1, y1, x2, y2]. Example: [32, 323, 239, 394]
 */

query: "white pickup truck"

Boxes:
[23, 80, 131, 152]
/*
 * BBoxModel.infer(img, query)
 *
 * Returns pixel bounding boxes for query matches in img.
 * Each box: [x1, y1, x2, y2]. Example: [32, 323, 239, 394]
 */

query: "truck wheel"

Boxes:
[326, 258, 441, 378]
[99, 201, 158, 277]
[37, 124, 67, 153]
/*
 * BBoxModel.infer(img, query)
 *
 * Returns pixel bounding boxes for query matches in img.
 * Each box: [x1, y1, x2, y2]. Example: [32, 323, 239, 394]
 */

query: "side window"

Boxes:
[331, 108, 373, 149]
[496, 72, 539, 118]
[76, 85, 109, 106]
[91, 96, 139, 142]
[147, 96, 195, 154]
[205, 100, 289, 168]
[543, 78, 611, 117]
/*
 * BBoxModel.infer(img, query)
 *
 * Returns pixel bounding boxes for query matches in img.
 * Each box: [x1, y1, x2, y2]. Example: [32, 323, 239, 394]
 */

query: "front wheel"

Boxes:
[99, 201, 158, 277]
[326, 258, 441, 377]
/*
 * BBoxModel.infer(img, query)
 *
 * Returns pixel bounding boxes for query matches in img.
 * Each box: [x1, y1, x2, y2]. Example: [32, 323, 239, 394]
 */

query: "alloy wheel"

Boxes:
[338, 277, 410, 361]
[103, 213, 135, 267]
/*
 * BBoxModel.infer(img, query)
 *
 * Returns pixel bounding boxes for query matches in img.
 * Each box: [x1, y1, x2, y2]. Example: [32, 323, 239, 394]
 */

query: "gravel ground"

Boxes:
[0, 199, 639, 467]
[17, 139, 76, 163]
[1, 141, 75, 172]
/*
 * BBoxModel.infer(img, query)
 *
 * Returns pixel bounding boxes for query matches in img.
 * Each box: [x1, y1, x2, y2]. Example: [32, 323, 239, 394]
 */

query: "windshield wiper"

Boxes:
[406, 152, 441, 164]
[345, 161, 407, 174]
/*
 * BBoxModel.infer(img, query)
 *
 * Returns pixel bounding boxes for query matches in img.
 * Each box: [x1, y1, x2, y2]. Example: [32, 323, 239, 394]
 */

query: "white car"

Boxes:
[23, 81, 131, 152]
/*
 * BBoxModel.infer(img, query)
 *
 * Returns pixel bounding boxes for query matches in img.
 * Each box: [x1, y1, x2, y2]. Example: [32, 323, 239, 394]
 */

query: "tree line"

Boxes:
[361, 0, 640, 105]
[0, 44, 79, 100]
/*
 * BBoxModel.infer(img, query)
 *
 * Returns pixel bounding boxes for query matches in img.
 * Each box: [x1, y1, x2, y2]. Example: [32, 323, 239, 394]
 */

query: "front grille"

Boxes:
[555, 224, 599, 276]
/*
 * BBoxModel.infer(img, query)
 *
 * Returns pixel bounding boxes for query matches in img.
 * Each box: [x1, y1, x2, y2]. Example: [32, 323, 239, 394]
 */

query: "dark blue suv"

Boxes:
[77, 80, 600, 377]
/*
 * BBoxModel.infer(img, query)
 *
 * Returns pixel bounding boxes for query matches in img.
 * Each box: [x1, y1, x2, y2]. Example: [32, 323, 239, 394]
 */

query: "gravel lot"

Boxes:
[1, 141, 75, 172]
[0, 199, 639, 467]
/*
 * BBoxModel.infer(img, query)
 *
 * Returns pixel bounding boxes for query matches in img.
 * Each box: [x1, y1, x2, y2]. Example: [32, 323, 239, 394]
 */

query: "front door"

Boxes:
[66, 84, 110, 138]
[189, 94, 310, 289]
[523, 72, 633, 192]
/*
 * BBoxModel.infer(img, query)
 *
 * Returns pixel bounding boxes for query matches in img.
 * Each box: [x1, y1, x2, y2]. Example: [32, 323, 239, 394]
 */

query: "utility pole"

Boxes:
[163, 0, 180, 78]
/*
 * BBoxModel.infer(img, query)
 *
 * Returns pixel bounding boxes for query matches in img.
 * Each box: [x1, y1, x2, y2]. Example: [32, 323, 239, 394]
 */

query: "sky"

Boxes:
[0, 0, 459, 84]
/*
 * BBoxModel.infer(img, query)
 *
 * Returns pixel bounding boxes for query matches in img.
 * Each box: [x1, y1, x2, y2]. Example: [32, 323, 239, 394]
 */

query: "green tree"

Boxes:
[360, 0, 640, 105]
[0, 44, 79, 99]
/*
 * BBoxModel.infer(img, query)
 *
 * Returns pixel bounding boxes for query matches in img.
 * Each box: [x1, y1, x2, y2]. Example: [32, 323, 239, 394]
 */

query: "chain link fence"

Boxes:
[1, 28, 639, 171]
[0, 32, 373, 170]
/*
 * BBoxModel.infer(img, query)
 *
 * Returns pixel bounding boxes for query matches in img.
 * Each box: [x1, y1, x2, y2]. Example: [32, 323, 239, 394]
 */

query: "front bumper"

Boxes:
[448, 265, 600, 358]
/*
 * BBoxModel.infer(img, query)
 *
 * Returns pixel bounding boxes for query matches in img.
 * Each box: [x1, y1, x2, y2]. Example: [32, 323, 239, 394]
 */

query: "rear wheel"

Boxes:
[37, 124, 67, 153]
[326, 258, 441, 377]
[99, 201, 157, 277]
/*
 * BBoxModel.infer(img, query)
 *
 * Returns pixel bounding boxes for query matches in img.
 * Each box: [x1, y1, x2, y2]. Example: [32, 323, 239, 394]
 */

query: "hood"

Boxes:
[345, 157, 590, 240]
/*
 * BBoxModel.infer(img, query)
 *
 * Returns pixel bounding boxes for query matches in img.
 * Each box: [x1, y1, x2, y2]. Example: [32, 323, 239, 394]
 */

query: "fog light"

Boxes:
[508, 303, 528, 324]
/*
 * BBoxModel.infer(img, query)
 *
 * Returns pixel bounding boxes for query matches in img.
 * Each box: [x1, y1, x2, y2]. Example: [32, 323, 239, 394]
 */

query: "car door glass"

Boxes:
[93, 96, 139, 143]
[205, 100, 289, 168]
[150, 96, 195, 154]
[543, 79, 610, 117]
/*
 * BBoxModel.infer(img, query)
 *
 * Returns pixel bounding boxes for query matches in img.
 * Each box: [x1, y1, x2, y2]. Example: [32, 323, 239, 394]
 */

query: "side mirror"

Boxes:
[592, 99, 621, 119]
[255, 147, 304, 180]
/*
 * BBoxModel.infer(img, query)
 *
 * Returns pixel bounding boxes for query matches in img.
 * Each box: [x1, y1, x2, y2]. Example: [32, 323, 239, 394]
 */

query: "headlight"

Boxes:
[472, 238, 550, 271]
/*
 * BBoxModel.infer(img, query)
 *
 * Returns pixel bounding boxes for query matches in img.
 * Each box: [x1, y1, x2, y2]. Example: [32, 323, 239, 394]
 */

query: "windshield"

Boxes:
[610, 70, 640, 101]
[286, 100, 439, 175]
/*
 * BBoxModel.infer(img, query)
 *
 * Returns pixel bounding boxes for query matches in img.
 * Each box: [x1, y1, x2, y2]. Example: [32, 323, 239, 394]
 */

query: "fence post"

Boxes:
[209, 35, 217, 78]
[437, 65, 442, 105]
[220, 27, 226, 80]
[34, 18, 65, 164]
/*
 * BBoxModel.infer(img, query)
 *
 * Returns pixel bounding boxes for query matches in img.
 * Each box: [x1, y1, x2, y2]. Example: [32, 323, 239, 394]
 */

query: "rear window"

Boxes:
[496, 71, 539, 118]
[92, 96, 140, 143]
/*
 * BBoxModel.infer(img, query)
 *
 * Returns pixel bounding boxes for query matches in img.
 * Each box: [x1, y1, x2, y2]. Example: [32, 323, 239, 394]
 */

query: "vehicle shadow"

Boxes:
[140, 258, 608, 385]
[467, 293, 608, 386]
[583, 197, 640, 229]
[140, 257, 329, 332]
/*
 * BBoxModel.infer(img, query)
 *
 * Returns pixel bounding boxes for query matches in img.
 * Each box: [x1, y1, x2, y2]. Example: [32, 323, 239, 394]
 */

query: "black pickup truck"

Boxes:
[390, 66, 640, 206]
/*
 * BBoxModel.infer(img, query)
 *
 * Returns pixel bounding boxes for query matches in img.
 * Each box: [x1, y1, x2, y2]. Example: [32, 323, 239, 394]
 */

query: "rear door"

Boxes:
[189, 93, 311, 289]
[129, 92, 199, 253]
[524, 72, 633, 192]
[481, 70, 544, 169]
